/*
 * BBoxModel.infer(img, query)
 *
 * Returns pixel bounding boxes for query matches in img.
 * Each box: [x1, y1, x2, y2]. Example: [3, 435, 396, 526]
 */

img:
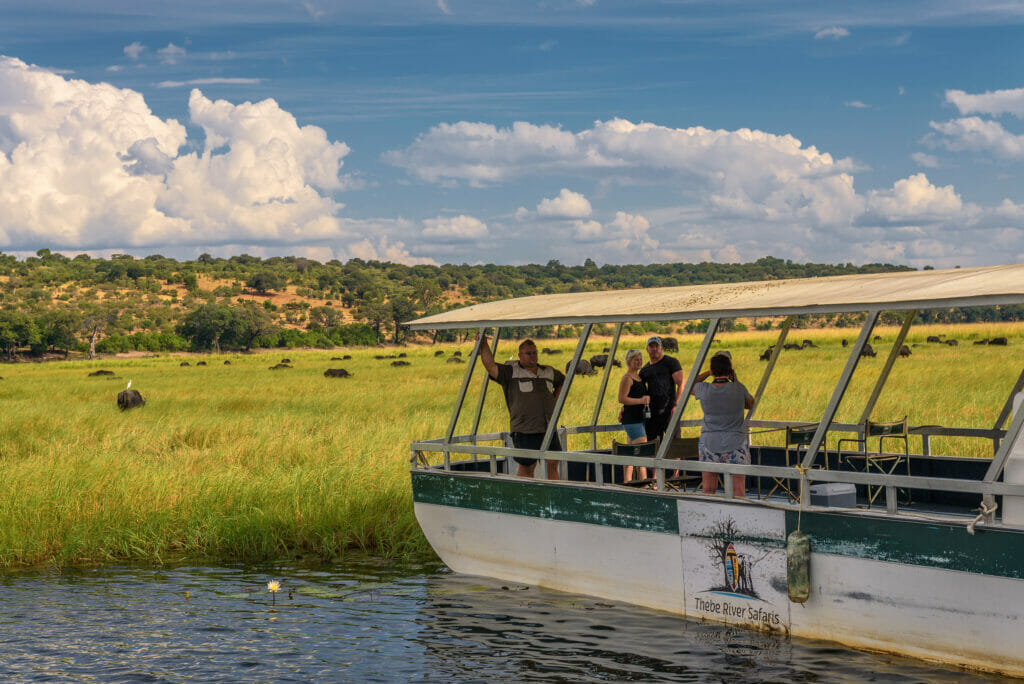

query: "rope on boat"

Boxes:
[966, 501, 998, 535]
[794, 464, 810, 528]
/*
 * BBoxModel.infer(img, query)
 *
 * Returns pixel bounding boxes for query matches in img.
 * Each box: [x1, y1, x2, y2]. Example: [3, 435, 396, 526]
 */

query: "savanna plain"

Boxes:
[1, 322, 1021, 569]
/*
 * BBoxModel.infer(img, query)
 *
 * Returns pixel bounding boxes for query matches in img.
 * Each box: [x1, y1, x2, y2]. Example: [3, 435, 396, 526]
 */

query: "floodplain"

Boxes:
[0, 321, 1020, 568]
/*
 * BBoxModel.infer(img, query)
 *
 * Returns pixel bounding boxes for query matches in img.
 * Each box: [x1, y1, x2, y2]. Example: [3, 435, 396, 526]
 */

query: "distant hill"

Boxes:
[0, 251, 1018, 359]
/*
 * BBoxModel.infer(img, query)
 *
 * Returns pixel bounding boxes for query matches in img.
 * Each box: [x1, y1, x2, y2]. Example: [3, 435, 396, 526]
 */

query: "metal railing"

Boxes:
[411, 419, 1024, 516]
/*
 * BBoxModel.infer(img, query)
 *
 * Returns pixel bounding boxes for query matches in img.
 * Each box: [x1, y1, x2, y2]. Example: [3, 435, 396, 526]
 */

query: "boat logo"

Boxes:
[699, 518, 762, 600]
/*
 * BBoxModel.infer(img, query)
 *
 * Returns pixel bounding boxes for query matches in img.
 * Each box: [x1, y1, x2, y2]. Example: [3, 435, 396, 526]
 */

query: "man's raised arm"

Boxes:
[477, 333, 499, 379]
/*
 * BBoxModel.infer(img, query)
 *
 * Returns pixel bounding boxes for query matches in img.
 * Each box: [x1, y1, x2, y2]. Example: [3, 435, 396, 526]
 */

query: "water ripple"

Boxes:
[0, 559, 1009, 682]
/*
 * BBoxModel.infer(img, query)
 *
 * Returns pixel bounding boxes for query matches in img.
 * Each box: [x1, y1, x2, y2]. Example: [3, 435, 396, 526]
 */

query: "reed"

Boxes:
[0, 321, 1021, 569]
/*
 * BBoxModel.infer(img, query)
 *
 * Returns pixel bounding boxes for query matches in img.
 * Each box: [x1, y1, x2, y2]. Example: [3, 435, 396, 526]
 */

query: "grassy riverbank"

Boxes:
[1, 321, 1021, 569]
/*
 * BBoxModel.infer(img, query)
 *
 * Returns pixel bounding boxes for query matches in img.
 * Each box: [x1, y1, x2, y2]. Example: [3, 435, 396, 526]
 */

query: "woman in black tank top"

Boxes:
[618, 349, 651, 481]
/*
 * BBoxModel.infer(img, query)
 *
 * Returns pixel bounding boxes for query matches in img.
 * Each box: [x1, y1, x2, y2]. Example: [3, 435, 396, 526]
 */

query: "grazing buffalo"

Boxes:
[197, 361, 207, 366]
[602, 347, 610, 353]
[990, 337, 1008, 346]
[281, 358, 291, 363]
[180, 361, 190, 366]
[391, 360, 411, 367]
[802, 339, 816, 348]
[324, 368, 352, 378]
[541, 348, 552, 354]
[926, 336, 942, 343]
[759, 347, 773, 361]
[566, 359, 596, 376]
[89, 370, 115, 376]
[661, 337, 679, 352]
[547, 349, 563, 355]
[453, 351, 462, 357]
[945, 339, 959, 346]
[589, 354, 622, 369]
[974, 339, 989, 345]
[117, 389, 145, 411]
[398, 352, 407, 358]
[783, 343, 801, 350]
[434, 350, 445, 356]
[861, 344, 877, 357]
[446, 356, 464, 364]
[841, 339, 849, 347]
[224, 360, 231, 365]
[269, 363, 292, 370]
[898, 345, 911, 357]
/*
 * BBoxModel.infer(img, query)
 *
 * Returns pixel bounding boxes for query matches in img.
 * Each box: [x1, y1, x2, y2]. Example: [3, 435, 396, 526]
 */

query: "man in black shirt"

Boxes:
[639, 336, 685, 441]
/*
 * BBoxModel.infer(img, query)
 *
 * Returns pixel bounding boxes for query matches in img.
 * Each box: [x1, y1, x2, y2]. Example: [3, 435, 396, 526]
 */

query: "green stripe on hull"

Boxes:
[412, 471, 679, 534]
[786, 510, 1024, 580]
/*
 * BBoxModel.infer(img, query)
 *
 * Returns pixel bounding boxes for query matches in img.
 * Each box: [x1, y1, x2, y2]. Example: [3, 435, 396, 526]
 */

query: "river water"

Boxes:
[0, 557, 1009, 682]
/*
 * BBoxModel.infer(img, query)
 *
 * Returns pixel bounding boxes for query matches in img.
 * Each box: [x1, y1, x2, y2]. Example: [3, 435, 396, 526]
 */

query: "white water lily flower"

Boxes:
[267, 580, 281, 593]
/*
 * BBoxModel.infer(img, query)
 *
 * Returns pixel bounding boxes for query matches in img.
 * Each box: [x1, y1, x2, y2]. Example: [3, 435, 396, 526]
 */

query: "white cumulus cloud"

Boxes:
[865, 173, 963, 221]
[422, 214, 488, 240]
[0, 56, 360, 255]
[387, 117, 862, 230]
[537, 188, 592, 218]
[946, 88, 1024, 119]
[572, 219, 602, 241]
[928, 117, 1024, 160]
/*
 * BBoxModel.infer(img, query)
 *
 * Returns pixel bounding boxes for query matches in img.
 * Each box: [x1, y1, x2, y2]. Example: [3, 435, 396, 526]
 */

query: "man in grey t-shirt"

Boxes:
[479, 335, 565, 479]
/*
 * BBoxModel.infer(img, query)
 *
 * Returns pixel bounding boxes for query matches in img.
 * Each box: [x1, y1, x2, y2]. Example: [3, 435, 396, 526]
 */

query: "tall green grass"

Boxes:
[0, 321, 1021, 569]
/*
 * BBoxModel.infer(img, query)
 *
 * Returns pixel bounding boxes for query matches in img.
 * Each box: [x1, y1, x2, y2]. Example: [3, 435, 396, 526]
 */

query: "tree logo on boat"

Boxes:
[700, 518, 763, 599]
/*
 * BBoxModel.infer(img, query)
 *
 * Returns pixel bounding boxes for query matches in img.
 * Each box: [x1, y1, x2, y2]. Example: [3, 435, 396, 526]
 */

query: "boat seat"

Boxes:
[838, 418, 911, 507]
[761, 424, 828, 503]
[611, 438, 660, 485]
[663, 437, 702, 492]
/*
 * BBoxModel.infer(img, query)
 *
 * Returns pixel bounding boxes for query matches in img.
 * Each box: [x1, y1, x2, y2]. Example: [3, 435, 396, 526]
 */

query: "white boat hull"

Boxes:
[413, 473, 1024, 677]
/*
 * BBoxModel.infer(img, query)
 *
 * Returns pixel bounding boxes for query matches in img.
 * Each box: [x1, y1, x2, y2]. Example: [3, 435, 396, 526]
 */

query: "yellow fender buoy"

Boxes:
[787, 530, 810, 603]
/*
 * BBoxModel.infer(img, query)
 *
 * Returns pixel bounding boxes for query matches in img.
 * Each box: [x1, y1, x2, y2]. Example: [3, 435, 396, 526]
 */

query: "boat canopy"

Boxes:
[407, 263, 1024, 330]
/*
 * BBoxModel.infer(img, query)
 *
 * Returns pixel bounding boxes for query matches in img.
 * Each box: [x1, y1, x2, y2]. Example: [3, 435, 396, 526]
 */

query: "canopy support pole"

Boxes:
[443, 329, 486, 470]
[656, 319, 720, 491]
[541, 323, 593, 479]
[469, 327, 501, 449]
[800, 311, 880, 473]
[748, 315, 794, 421]
[993, 367, 1024, 436]
[982, 394, 1024, 518]
[589, 323, 624, 451]
[858, 310, 916, 425]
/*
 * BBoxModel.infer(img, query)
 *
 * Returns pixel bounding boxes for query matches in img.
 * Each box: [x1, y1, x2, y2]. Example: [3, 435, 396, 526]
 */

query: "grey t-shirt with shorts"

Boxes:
[693, 381, 752, 454]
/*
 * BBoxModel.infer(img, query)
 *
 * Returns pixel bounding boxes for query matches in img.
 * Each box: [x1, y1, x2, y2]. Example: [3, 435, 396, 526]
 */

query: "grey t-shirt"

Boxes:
[693, 381, 752, 454]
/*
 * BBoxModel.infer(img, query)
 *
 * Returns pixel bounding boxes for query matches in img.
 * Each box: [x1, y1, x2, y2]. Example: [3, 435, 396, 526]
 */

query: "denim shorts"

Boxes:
[698, 442, 751, 465]
[622, 423, 646, 441]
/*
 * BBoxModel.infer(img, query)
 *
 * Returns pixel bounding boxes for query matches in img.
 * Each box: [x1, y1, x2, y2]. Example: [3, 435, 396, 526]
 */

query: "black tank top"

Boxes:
[622, 377, 646, 423]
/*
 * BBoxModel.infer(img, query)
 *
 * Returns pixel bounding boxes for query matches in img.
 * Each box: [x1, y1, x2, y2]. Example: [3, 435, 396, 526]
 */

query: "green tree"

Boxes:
[234, 300, 278, 350]
[39, 308, 80, 358]
[0, 310, 40, 360]
[247, 271, 286, 295]
[177, 303, 238, 352]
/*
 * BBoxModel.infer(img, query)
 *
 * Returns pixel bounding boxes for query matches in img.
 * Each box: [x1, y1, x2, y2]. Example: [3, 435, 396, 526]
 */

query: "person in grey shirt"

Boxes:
[692, 351, 754, 496]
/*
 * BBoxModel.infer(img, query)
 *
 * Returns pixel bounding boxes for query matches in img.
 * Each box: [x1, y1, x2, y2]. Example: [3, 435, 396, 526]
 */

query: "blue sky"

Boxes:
[1, 1, 1023, 268]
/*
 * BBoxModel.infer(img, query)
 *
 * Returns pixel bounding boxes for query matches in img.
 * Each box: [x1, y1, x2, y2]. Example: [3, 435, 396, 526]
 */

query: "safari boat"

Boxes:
[406, 263, 1024, 677]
